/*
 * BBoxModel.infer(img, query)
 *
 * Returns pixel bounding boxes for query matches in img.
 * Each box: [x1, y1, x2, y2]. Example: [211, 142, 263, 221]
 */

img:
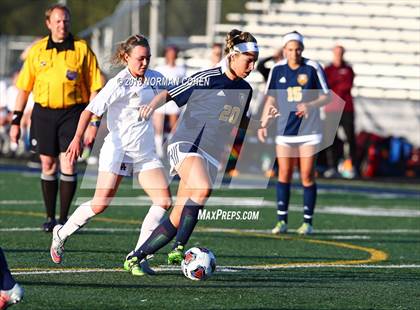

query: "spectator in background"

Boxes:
[0, 79, 8, 154]
[9, 4, 103, 232]
[209, 43, 223, 68]
[3, 72, 35, 156]
[324, 45, 357, 178]
[257, 47, 283, 81]
[154, 45, 186, 158]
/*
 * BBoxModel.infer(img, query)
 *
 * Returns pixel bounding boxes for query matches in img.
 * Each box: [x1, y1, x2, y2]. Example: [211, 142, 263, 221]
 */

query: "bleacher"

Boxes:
[185, 0, 420, 145]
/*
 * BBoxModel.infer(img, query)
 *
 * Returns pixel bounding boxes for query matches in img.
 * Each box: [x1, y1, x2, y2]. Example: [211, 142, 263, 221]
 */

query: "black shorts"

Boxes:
[30, 103, 86, 157]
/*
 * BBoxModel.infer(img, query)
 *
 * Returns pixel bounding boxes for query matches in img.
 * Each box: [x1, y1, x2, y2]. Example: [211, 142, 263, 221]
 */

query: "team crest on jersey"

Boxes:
[239, 93, 246, 106]
[66, 70, 78, 81]
[297, 74, 308, 86]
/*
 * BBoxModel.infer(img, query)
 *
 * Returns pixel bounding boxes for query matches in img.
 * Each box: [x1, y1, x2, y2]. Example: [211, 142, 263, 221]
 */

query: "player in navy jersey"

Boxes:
[258, 31, 330, 235]
[123, 29, 278, 276]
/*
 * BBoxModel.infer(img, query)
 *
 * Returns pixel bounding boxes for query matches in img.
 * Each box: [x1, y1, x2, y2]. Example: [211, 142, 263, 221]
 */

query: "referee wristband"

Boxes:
[11, 111, 23, 125]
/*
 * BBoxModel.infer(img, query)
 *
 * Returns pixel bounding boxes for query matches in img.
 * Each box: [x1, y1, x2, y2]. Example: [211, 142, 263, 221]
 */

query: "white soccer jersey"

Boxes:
[87, 68, 164, 159]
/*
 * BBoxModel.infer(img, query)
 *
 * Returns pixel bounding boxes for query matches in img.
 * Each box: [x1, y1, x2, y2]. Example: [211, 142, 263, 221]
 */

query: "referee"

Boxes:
[10, 4, 104, 232]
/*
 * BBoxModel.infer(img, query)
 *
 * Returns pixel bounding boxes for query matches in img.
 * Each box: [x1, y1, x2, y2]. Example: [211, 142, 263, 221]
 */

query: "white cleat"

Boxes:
[0, 283, 24, 309]
[50, 224, 65, 264]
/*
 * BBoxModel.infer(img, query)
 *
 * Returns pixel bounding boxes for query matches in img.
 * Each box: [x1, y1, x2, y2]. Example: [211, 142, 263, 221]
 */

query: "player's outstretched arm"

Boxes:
[257, 96, 279, 143]
[83, 91, 101, 146]
[66, 109, 95, 164]
[138, 90, 171, 121]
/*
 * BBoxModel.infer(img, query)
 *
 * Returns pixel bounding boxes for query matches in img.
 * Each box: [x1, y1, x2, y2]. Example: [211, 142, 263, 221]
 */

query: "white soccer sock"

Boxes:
[134, 205, 167, 251]
[57, 200, 96, 240]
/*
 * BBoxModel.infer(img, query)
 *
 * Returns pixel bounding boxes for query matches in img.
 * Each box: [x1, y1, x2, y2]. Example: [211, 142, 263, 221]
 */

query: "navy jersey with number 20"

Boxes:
[167, 67, 252, 160]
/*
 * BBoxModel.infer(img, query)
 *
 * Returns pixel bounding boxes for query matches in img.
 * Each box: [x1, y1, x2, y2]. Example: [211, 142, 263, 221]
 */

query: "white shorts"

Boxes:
[275, 134, 322, 147]
[155, 100, 180, 115]
[98, 142, 163, 177]
[167, 141, 218, 183]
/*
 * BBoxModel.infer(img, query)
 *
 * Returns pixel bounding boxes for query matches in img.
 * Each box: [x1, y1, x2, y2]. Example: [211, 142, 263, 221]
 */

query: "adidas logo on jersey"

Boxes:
[131, 92, 139, 98]
[217, 90, 226, 96]
[279, 77, 286, 83]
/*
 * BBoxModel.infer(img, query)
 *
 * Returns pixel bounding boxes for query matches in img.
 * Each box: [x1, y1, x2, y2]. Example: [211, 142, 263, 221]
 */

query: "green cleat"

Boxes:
[297, 223, 313, 236]
[271, 220, 288, 234]
[167, 245, 184, 265]
[124, 256, 145, 276]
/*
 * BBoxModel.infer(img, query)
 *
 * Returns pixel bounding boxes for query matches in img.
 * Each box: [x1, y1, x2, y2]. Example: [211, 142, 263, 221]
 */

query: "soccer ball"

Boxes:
[181, 247, 216, 281]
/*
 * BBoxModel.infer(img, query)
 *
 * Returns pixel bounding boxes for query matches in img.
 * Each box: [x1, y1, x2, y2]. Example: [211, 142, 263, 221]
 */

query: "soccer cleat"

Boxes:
[124, 256, 145, 276]
[297, 223, 313, 235]
[50, 224, 65, 264]
[42, 219, 57, 233]
[167, 245, 184, 265]
[271, 220, 288, 234]
[0, 283, 24, 309]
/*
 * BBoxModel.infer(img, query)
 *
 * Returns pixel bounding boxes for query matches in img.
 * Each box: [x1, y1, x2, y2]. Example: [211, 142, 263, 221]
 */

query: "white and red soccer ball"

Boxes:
[181, 247, 216, 281]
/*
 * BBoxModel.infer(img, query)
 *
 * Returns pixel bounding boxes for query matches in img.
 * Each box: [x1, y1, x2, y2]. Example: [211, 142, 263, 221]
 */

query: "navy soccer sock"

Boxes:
[131, 218, 177, 261]
[276, 182, 291, 223]
[303, 183, 317, 224]
[0, 248, 16, 290]
[172, 199, 203, 249]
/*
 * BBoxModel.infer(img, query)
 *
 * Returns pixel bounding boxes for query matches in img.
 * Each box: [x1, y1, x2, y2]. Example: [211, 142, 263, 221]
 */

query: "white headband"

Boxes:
[232, 42, 259, 53]
[282, 32, 304, 47]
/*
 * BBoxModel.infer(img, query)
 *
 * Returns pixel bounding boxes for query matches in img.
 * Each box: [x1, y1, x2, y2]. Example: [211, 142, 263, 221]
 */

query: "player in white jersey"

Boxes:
[258, 31, 330, 235]
[49, 35, 172, 275]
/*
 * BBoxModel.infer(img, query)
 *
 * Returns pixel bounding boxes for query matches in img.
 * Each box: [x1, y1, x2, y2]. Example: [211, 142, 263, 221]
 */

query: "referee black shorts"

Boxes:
[30, 103, 86, 157]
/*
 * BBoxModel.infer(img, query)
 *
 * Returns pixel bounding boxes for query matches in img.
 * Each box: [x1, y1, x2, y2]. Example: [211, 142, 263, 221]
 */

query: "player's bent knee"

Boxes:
[191, 187, 212, 204]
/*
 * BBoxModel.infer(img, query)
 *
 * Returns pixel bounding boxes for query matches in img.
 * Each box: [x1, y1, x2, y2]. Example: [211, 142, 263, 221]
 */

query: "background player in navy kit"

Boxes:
[258, 31, 330, 235]
[124, 29, 278, 275]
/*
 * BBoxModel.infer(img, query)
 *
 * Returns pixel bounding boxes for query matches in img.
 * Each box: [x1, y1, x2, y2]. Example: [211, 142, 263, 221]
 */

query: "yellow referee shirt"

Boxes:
[17, 34, 103, 109]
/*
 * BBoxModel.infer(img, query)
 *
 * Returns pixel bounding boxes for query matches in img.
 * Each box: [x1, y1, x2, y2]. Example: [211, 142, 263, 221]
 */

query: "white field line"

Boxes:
[1, 227, 420, 235]
[3, 197, 420, 217]
[330, 235, 371, 240]
[12, 264, 420, 276]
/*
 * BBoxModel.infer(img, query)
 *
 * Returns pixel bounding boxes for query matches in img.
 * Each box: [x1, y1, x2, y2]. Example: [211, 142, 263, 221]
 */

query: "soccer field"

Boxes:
[1, 170, 419, 309]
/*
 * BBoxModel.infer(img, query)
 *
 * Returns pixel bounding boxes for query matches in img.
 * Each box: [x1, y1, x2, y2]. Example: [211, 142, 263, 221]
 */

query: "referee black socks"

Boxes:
[59, 173, 77, 224]
[41, 173, 58, 221]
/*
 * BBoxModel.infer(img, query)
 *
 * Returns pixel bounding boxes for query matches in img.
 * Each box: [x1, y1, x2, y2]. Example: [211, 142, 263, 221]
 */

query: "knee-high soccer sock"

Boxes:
[59, 173, 77, 224]
[0, 248, 16, 290]
[131, 218, 177, 261]
[41, 173, 58, 221]
[276, 182, 291, 223]
[172, 199, 203, 249]
[56, 200, 95, 241]
[303, 183, 317, 224]
[134, 205, 167, 251]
